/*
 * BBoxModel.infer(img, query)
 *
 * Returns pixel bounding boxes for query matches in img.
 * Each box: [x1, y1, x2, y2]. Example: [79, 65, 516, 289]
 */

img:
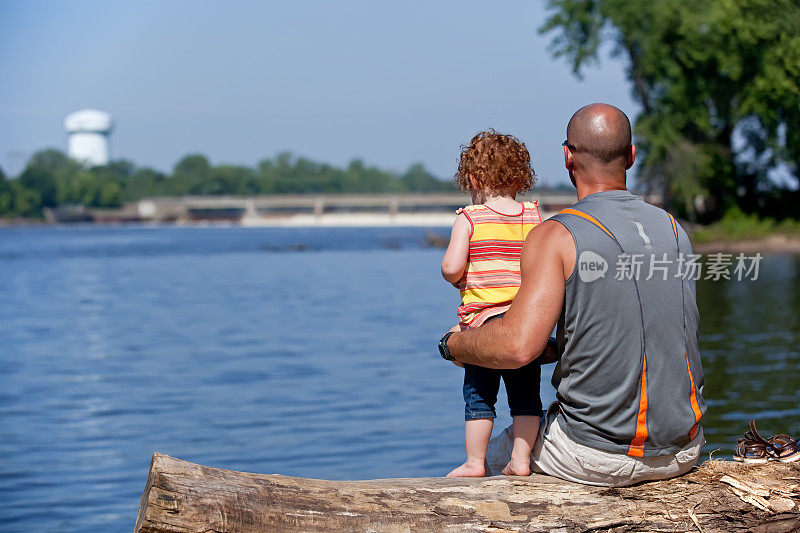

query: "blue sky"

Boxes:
[0, 0, 639, 185]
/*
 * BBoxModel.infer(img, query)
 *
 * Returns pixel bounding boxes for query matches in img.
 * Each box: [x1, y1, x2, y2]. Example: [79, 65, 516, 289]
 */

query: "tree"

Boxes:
[26, 149, 73, 172]
[10, 181, 41, 217]
[18, 148, 84, 210]
[0, 164, 14, 217]
[402, 163, 454, 193]
[18, 164, 58, 208]
[173, 154, 211, 177]
[540, 0, 800, 220]
[99, 181, 121, 207]
[123, 167, 166, 201]
[169, 154, 209, 195]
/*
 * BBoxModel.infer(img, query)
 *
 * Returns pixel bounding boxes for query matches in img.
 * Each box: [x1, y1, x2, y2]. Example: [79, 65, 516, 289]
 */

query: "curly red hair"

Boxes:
[455, 130, 536, 195]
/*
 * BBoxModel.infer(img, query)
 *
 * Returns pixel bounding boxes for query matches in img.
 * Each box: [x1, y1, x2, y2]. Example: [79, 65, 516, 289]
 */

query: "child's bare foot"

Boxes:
[446, 460, 485, 477]
[501, 459, 531, 476]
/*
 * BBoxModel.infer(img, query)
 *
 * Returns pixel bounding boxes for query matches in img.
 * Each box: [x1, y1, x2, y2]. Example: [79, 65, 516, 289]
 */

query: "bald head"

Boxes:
[566, 103, 632, 166]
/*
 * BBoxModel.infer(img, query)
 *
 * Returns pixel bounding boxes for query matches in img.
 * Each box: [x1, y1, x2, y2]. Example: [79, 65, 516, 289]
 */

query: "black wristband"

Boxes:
[438, 331, 454, 361]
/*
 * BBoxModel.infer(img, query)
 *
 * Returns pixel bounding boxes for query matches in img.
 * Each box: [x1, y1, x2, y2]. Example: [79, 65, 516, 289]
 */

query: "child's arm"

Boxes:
[441, 212, 471, 284]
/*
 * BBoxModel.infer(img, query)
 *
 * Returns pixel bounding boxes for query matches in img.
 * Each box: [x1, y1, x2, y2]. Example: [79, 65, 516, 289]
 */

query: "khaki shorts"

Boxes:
[485, 403, 704, 486]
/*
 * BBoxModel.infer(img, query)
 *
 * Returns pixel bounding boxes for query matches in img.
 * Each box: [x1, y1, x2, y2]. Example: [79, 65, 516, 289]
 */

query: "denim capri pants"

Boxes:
[463, 361, 542, 420]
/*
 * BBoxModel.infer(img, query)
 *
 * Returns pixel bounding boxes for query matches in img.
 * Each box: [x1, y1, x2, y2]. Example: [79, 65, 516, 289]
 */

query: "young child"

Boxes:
[441, 130, 543, 477]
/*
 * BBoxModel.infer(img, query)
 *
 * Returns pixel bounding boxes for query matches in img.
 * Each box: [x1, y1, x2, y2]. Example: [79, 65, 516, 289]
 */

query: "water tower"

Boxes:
[64, 109, 113, 166]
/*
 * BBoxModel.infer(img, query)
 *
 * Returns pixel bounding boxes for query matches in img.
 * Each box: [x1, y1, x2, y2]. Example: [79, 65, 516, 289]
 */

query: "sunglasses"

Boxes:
[562, 139, 576, 151]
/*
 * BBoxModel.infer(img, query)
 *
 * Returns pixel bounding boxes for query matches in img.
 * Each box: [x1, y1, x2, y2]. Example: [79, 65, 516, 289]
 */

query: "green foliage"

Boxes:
[1, 149, 454, 218]
[17, 151, 63, 208]
[692, 207, 800, 243]
[0, 165, 14, 217]
[541, 0, 800, 221]
[10, 181, 41, 218]
[401, 163, 449, 192]
[121, 168, 167, 201]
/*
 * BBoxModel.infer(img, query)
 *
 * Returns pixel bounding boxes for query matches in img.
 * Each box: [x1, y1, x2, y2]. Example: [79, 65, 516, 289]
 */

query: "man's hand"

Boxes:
[539, 337, 560, 365]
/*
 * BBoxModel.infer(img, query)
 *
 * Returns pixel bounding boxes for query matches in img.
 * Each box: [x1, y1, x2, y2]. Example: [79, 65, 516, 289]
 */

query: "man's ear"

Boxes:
[564, 145, 574, 170]
[626, 145, 636, 170]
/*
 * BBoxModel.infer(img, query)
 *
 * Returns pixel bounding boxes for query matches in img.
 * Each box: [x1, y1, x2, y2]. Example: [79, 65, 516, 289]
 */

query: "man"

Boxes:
[438, 103, 706, 486]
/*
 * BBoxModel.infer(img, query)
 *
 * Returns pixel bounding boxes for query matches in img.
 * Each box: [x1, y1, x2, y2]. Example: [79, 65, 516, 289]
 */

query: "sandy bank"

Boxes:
[692, 234, 800, 254]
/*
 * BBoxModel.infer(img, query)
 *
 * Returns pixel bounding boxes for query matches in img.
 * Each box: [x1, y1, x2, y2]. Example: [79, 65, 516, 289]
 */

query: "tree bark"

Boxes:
[136, 453, 799, 532]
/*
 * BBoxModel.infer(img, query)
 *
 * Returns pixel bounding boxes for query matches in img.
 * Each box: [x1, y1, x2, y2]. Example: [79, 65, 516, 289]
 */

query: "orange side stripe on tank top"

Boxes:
[686, 352, 702, 431]
[675, 210, 699, 439]
[559, 208, 615, 239]
[627, 357, 648, 457]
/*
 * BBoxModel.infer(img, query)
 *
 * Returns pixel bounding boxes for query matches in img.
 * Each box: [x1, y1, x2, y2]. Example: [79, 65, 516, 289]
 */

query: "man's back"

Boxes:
[551, 190, 705, 457]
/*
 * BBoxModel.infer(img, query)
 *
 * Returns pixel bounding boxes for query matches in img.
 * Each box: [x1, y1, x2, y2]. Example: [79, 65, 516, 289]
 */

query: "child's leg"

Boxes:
[446, 419, 493, 477]
[501, 361, 544, 476]
[447, 364, 501, 477]
[504, 415, 539, 476]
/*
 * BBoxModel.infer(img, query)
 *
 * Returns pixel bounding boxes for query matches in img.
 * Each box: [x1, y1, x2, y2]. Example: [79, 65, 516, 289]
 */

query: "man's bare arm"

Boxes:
[446, 220, 574, 369]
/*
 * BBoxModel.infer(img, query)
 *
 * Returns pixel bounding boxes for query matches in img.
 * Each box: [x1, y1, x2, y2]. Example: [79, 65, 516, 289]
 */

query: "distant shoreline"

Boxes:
[691, 234, 800, 255]
[0, 214, 460, 229]
[3, 216, 799, 255]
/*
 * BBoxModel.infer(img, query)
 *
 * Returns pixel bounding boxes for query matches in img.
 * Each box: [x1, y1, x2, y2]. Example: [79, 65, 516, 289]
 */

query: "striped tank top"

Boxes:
[457, 200, 542, 329]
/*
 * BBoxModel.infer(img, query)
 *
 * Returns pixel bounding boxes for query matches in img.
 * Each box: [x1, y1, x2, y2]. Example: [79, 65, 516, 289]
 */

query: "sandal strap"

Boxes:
[735, 438, 768, 458]
[748, 419, 771, 446]
[767, 434, 798, 457]
[769, 434, 796, 445]
[746, 419, 783, 455]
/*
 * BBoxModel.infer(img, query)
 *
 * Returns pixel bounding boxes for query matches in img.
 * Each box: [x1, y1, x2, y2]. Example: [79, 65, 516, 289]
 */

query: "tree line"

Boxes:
[0, 150, 454, 218]
[541, 0, 799, 222]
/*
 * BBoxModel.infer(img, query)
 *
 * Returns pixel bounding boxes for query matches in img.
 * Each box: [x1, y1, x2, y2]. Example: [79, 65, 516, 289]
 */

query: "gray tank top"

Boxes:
[550, 190, 705, 457]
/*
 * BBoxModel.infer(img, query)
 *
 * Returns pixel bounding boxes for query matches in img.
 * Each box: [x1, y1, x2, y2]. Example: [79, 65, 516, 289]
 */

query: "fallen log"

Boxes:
[136, 453, 799, 532]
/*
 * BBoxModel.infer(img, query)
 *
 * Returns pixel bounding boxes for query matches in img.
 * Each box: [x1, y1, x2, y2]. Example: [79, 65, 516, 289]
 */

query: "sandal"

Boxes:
[767, 434, 800, 463]
[734, 419, 800, 463]
[733, 436, 771, 463]
[735, 420, 775, 463]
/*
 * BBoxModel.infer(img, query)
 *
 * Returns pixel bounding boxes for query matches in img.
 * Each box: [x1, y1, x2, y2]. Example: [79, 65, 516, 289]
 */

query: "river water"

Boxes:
[0, 225, 798, 531]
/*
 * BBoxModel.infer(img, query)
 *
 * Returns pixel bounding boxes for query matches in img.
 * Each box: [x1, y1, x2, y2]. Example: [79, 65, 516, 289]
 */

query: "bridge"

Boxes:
[93, 192, 662, 227]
